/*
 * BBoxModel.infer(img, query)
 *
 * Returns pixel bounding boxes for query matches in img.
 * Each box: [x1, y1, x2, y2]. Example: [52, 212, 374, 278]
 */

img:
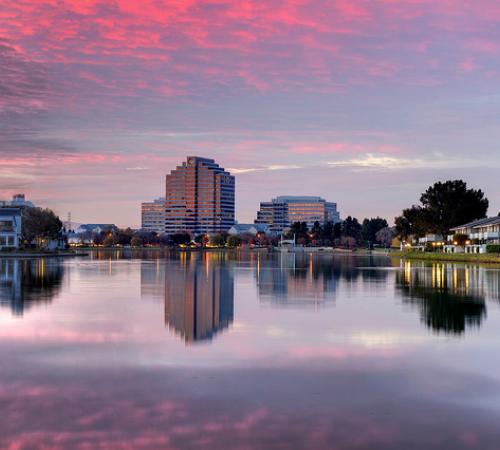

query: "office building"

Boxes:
[165, 156, 235, 235]
[141, 197, 166, 234]
[255, 196, 340, 234]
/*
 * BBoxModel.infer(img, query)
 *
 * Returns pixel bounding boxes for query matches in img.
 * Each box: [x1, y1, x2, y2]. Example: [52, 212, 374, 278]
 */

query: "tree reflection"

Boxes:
[396, 262, 487, 335]
[163, 252, 234, 344]
[0, 259, 64, 316]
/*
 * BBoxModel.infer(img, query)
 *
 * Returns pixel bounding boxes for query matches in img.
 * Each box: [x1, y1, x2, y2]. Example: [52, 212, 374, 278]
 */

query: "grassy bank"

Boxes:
[394, 251, 500, 264]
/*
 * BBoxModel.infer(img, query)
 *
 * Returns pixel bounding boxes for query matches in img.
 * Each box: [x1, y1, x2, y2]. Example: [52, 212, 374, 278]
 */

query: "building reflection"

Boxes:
[254, 253, 337, 308]
[163, 252, 234, 344]
[0, 258, 64, 315]
[253, 253, 391, 308]
[396, 261, 500, 335]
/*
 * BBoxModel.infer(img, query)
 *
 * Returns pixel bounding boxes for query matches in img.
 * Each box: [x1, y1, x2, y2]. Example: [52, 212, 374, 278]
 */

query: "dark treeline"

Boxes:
[72, 217, 395, 249]
[282, 217, 394, 249]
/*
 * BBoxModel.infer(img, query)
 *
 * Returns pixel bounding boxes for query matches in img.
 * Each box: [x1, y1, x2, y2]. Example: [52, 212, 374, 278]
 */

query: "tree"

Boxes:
[375, 227, 396, 248]
[419, 180, 488, 235]
[209, 234, 225, 247]
[362, 217, 389, 247]
[394, 206, 429, 239]
[22, 207, 62, 246]
[117, 228, 134, 246]
[171, 233, 191, 245]
[131, 236, 143, 247]
[227, 235, 242, 248]
[103, 235, 116, 247]
[332, 222, 342, 240]
[342, 216, 362, 242]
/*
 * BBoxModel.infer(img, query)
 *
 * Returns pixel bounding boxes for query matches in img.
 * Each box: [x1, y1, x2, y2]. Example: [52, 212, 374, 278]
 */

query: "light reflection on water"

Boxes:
[1, 250, 500, 449]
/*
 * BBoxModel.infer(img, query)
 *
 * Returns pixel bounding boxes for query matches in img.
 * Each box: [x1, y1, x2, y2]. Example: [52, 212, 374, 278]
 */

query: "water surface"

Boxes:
[1, 251, 500, 449]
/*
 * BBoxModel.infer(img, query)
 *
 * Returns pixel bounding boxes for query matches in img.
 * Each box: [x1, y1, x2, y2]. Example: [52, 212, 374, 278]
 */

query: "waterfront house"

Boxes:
[446, 217, 500, 254]
[0, 208, 22, 250]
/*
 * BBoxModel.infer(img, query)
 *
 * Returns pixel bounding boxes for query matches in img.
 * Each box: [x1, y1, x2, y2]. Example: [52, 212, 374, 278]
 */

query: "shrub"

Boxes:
[226, 235, 242, 248]
[131, 236, 143, 247]
[486, 244, 500, 254]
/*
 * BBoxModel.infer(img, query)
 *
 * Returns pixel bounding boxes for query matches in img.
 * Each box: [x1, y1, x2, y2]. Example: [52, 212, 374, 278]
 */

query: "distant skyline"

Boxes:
[1, 0, 500, 227]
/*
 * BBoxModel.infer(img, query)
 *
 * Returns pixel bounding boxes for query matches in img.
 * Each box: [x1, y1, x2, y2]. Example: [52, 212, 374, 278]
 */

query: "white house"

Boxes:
[228, 223, 270, 236]
[0, 208, 22, 249]
[447, 217, 500, 254]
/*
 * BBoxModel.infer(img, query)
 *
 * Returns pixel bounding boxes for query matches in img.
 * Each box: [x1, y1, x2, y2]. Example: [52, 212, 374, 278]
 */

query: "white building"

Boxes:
[141, 197, 165, 234]
[228, 223, 270, 236]
[446, 217, 500, 254]
[0, 208, 22, 249]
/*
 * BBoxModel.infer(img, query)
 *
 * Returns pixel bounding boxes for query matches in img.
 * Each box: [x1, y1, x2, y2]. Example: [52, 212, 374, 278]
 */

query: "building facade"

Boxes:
[165, 156, 235, 235]
[0, 208, 22, 249]
[255, 196, 340, 234]
[141, 197, 166, 234]
[446, 217, 500, 254]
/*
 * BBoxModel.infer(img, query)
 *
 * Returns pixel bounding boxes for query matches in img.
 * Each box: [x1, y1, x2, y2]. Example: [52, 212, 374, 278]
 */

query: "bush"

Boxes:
[131, 236, 143, 247]
[486, 245, 500, 254]
[227, 235, 242, 248]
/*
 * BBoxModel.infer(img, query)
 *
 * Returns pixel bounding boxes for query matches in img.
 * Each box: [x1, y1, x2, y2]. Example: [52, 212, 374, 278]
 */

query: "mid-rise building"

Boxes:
[141, 197, 166, 234]
[255, 196, 340, 234]
[165, 156, 235, 235]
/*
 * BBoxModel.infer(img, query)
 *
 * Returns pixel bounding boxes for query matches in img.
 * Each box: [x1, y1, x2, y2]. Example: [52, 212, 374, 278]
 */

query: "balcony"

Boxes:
[470, 232, 499, 241]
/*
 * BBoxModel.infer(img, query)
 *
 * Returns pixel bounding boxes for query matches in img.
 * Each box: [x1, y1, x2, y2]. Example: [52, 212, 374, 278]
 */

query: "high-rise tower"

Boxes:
[165, 156, 235, 235]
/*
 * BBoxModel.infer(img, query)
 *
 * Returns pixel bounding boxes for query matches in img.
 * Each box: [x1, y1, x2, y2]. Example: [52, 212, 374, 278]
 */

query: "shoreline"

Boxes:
[0, 251, 89, 259]
[393, 251, 500, 264]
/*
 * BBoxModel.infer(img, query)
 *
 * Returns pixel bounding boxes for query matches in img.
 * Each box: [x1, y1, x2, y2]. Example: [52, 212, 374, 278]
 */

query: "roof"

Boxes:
[230, 223, 269, 233]
[0, 208, 21, 216]
[275, 196, 324, 203]
[450, 216, 500, 231]
[78, 224, 116, 230]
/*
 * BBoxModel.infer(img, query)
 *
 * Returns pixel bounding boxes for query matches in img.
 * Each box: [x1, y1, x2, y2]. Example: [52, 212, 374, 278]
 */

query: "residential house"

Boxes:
[0, 209, 22, 249]
[447, 217, 500, 254]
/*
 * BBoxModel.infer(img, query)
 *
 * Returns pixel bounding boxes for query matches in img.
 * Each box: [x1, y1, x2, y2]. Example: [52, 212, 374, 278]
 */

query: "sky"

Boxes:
[1, 0, 500, 227]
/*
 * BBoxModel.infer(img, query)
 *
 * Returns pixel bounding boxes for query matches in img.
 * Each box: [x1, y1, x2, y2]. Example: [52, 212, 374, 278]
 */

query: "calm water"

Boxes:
[1, 250, 500, 449]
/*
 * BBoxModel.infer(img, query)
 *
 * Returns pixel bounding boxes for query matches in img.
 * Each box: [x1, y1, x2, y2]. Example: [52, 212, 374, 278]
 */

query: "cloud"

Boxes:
[228, 164, 303, 174]
[327, 153, 481, 171]
[0, 38, 51, 114]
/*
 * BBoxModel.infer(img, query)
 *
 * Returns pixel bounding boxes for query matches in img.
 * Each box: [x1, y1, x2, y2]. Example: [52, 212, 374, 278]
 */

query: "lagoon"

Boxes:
[1, 250, 500, 449]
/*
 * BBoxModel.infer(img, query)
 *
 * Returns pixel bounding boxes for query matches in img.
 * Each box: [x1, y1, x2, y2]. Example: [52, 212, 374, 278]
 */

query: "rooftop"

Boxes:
[274, 196, 325, 203]
[450, 216, 500, 231]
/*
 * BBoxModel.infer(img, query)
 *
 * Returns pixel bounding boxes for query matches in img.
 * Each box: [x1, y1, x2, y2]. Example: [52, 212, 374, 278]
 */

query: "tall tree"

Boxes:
[362, 217, 388, 245]
[419, 180, 488, 235]
[395, 206, 429, 239]
[394, 180, 488, 238]
[341, 216, 362, 242]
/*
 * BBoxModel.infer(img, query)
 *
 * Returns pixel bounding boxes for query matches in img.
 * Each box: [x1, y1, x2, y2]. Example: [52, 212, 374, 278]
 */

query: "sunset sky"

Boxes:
[1, 0, 500, 226]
